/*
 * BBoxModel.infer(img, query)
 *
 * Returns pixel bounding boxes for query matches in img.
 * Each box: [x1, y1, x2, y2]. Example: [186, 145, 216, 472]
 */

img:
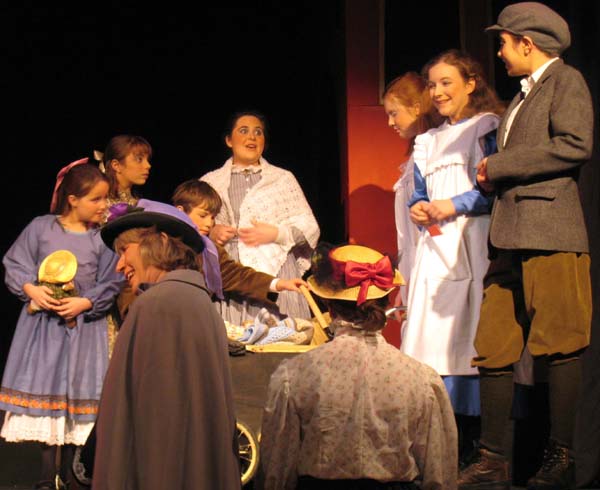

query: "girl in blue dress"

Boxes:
[0, 161, 124, 489]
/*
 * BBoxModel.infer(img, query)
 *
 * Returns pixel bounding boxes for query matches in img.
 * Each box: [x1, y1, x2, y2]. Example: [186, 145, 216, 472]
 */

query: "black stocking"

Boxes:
[39, 443, 57, 483]
[59, 444, 85, 490]
[548, 357, 581, 448]
[456, 414, 481, 464]
[479, 370, 514, 456]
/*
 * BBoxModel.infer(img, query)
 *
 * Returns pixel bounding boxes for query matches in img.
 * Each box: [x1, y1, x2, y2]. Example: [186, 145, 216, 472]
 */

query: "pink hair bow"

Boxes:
[50, 157, 89, 213]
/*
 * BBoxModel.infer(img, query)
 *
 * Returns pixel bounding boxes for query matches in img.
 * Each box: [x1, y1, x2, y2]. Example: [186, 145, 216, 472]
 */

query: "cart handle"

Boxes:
[299, 285, 330, 345]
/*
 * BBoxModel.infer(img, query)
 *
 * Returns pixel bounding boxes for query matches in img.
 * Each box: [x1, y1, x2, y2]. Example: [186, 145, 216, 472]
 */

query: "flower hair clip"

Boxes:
[106, 203, 143, 223]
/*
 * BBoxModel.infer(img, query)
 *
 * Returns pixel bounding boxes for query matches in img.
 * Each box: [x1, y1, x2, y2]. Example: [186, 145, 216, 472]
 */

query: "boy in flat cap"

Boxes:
[459, 2, 594, 490]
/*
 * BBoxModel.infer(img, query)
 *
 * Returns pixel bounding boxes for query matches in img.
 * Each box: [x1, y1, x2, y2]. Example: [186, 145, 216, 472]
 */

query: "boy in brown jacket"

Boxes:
[172, 179, 306, 308]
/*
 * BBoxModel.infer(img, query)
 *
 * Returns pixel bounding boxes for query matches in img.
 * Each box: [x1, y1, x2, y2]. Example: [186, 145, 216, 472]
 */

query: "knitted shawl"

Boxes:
[200, 158, 320, 276]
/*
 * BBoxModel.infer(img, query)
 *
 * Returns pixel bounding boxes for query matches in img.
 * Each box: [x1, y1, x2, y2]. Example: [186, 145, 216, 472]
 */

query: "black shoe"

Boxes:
[526, 439, 574, 490]
[32, 481, 55, 490]
[458, 446, 511, 489]
[33, 475, 69, 490]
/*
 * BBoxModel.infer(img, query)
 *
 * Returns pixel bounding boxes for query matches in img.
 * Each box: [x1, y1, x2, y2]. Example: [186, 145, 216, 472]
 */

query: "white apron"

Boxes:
[401, 113, 499, 375]
[394, 156, 419, 307]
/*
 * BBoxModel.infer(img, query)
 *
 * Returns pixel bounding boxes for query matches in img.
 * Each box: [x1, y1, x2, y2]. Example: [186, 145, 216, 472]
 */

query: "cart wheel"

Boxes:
[237, 420, 260, 486]
[71, 446, 92, 487]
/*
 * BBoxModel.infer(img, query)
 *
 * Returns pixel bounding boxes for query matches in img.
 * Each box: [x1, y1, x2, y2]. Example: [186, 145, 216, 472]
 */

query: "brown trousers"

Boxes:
[473, 250, 591, 369]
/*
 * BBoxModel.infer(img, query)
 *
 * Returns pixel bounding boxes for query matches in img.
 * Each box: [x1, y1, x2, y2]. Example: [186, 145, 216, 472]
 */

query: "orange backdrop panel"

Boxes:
[344, 1, 410, 347]
[347, 105, 409, 257]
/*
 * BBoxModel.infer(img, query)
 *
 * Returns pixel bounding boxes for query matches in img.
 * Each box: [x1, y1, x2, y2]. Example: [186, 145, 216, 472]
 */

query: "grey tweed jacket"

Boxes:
[487, 59, 593, 253]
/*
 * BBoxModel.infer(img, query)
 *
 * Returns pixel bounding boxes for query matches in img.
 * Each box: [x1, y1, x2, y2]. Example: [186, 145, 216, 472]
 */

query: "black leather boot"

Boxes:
[527, 439, 574, 490]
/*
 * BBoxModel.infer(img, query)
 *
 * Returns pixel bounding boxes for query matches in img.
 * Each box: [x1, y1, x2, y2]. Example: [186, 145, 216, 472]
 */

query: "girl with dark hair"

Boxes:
[0, 161, 123, 489]
[401, 50, 503, 457]
[201, 111, 320, 323]
[100, 134, 152, 214]
[95, 135, 153, 340]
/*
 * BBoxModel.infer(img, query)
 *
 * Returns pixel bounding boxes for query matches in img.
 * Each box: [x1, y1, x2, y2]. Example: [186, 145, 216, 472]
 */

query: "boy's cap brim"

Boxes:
[484, 24, 507, 33]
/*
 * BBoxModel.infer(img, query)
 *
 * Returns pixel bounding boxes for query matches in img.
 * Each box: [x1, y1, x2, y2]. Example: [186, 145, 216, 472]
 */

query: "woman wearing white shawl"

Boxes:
[201, 111, 319, 324]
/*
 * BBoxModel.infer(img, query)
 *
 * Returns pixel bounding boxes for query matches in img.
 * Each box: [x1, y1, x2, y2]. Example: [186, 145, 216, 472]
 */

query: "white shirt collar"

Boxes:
[231, 163, 262, 174]
[521, 57, 559, 96]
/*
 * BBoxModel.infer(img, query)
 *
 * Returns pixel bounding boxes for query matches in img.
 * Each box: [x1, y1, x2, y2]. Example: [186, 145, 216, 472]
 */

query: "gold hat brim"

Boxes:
[307, 244, 405, 302]
[38, 250, 78, 283]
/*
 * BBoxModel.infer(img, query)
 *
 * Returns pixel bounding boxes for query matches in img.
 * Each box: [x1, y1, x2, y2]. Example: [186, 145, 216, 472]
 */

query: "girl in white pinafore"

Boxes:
[402, 113, 498, 378]
[401, 50, 504, 419]
[382, 72, 443, 310]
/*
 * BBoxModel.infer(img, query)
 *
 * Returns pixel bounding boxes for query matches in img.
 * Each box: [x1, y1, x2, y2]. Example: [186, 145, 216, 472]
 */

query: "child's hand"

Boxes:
[23, 283, 61, 311]
[392, 291, 407, 323]
[427, 199, 456, 222]
[210, 224, 237, 246]
[476, 157, 494, 193]
[54, 297, 92, 325]
[410, 201, 434, 226]
[275, 278, 308, 292]
[238, 220, 278, 246]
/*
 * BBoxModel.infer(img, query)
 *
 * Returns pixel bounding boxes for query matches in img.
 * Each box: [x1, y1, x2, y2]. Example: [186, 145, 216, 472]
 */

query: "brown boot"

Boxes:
[527, 439, 574, 490]
[458, 446, 510, 489]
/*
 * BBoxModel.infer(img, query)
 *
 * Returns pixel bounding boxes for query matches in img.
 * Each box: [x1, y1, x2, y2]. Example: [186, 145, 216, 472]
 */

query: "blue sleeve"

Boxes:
[482, 130, 498, 158]
[3, 218, 42, 302]
[82, 241, 126, 320]
[451, 191, 492, 215]
[451, 129, 497, 215]
[407, 164, 429, 208]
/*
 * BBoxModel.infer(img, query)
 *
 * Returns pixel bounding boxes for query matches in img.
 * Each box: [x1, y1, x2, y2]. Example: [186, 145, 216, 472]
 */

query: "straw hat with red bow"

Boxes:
[307, 244, 404, 306]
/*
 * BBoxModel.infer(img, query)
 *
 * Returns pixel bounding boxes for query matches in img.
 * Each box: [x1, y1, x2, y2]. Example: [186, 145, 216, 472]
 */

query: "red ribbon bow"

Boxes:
[331, 254, 397, 305]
